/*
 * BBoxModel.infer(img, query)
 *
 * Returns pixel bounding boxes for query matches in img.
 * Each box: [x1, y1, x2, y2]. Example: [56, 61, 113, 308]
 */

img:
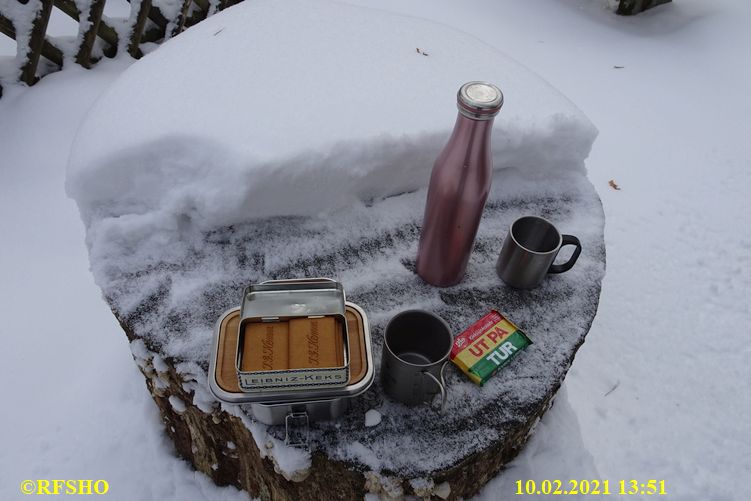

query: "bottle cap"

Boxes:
[457, 81, 503, 120]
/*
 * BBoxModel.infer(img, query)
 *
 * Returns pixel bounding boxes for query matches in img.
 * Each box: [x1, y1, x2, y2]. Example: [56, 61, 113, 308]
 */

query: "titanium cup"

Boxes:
[496, 215, 582, 289]
[380, 310, 452, 409]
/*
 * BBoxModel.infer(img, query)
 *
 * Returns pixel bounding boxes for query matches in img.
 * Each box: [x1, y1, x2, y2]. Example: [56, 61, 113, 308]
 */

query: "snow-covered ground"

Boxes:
[1, 0, 749, 500]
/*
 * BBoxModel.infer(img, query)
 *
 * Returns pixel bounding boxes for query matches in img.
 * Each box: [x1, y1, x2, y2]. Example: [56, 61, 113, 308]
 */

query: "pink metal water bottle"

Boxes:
[416, 81, 504, 287]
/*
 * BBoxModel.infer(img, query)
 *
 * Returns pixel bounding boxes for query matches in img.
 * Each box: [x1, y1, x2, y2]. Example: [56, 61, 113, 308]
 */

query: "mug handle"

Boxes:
[549, 235, 582, 274]
[423, 361, 448, 412]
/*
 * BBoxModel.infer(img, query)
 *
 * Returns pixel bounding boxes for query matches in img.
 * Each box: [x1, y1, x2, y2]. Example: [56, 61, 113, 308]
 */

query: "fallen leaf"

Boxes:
[604, 380, 620, 397]
[608, 179, 621, 190]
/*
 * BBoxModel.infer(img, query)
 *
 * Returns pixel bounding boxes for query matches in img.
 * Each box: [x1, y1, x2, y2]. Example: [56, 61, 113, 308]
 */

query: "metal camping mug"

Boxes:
[496, 215, 582, 289]
[380, 310, 452, 409]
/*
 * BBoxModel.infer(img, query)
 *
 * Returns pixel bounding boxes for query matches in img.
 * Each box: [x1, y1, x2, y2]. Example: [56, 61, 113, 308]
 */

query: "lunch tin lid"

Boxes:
[240, 278, 346, 321]
[235, 278, 350, 393]
[209, 301, 375, 405]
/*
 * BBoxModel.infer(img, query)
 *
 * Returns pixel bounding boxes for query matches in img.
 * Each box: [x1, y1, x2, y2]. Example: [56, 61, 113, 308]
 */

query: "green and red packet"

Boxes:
[450, 310, 532, 385]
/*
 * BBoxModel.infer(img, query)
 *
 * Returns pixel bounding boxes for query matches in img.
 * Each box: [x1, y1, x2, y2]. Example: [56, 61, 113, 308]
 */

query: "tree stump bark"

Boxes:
[100, 172, 605, 500]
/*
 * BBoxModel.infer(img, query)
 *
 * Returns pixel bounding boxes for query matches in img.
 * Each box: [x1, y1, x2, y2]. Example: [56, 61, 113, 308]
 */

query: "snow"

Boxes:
[152, 354, 168, 372]
[66, 0, 596, 231]
[58, 1, 606, 479]
[1, 0, 750, 500]
[0, 0, 42, 80]
[364, 409, 382, 427]
[168, 395, 187, 414]
[0, 60, 249, 501]
[221, 404, 312, 481]
[64, 0, 599, 376]
[478, 386, 599, 500]
[263, 440, 310, 482]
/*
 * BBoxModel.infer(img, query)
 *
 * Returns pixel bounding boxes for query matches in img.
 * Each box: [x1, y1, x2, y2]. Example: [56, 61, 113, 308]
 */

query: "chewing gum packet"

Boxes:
[450, 310, 532, 385]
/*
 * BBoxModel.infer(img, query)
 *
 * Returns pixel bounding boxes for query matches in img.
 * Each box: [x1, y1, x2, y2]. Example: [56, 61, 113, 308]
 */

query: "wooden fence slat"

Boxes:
[20, 0, 54, 85]
[127, 0, 152, 58]
[141, 25, 163, 43]
[53, 0, 118, 56]
[1, 0, 221, 94]
[40, 37, 63, 66]
[41, 38, 63, 66]
[184, 7, 207, 28]
[75, 0, 106, 67]
[168, 0, 193, 38]
[0, 12, 64, 68]
[125, 0, 168, 32]
[148, 4, 168, 30]
[192, 0, 208, 12]
[0, 9, 16, 94]
[51, 0, 77, 20]
[0, 12, 16, 39]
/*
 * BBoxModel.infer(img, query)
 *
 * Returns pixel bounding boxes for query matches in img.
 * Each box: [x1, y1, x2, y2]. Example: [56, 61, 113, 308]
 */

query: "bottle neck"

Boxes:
[447, 112, 494, 159]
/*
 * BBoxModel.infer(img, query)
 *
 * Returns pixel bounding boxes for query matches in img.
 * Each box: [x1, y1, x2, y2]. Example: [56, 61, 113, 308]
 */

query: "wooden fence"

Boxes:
[0, 0, 670, 99]
[0, 0, 240, 95]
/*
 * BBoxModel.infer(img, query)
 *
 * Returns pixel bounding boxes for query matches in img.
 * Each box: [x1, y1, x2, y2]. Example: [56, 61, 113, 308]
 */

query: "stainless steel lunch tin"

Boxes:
[208, 279, 374, 430]
[252, 397, 349, 425]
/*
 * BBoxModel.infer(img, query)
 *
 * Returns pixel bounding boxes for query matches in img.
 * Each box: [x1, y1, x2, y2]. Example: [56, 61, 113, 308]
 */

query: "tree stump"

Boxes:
[102, 172, 605, 500]
[65, 3, 606, 497]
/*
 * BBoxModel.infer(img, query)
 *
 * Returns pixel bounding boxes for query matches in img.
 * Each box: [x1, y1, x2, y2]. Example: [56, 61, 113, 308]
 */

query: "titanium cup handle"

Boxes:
[423, 361, 448, 412]
[549, 235, 582, 274]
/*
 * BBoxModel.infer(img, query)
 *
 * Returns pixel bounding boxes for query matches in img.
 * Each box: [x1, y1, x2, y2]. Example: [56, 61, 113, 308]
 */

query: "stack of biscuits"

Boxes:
[240, 316, 345, 372]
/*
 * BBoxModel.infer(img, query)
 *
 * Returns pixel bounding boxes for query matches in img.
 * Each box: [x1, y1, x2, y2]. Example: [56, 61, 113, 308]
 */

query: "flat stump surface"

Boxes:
[108, 170, 605, 500]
